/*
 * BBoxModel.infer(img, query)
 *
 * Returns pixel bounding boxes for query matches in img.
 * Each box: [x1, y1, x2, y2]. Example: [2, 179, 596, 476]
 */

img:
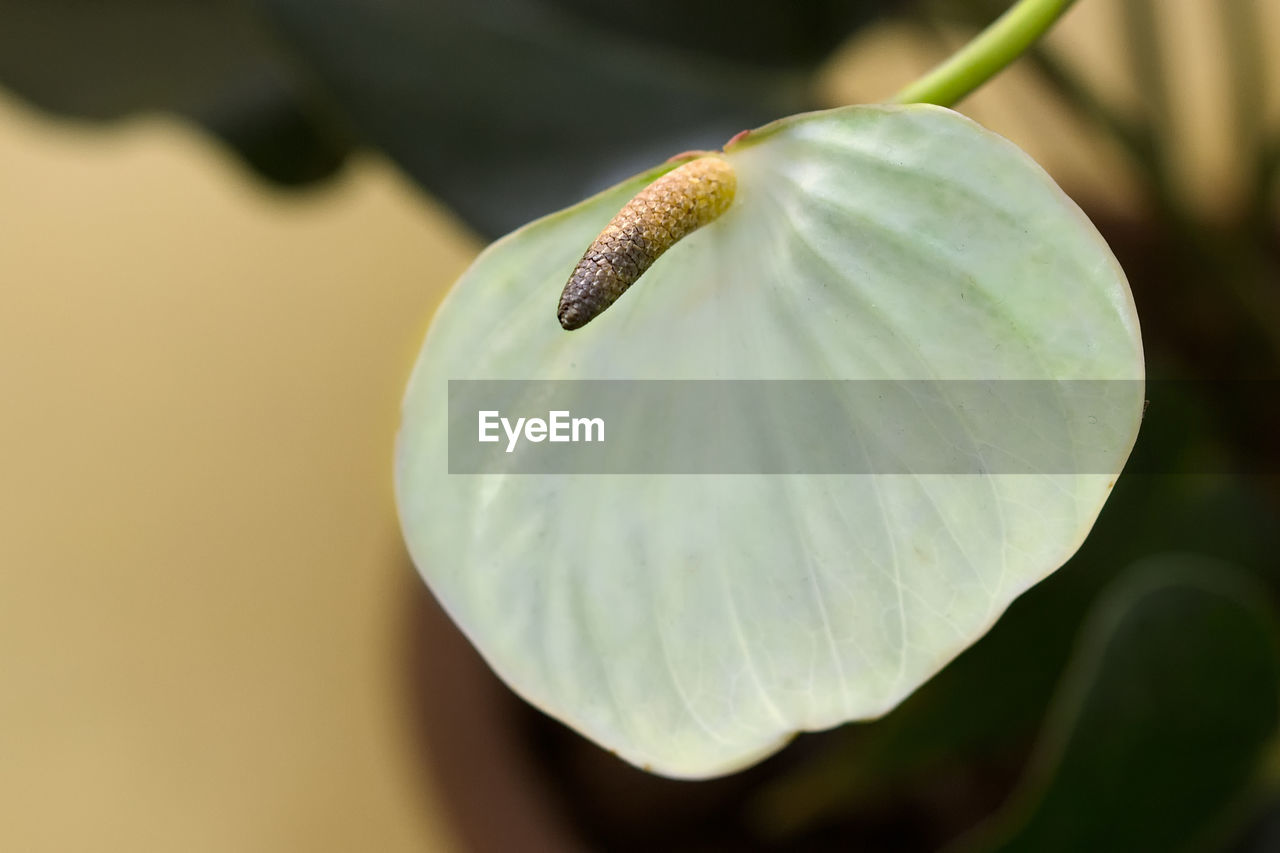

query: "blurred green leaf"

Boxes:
[252, 0, 888, 236]
[960, 555, 1280, 853]
[1231, 795, 1280, 853]
[543, 0, 896, 69]
[0, 0, 900, 230]
[0, 0, 351, 186]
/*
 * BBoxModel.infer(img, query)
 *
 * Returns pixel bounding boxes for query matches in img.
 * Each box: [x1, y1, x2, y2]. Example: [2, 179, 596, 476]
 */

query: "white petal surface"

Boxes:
[395, 104, 1144, 778]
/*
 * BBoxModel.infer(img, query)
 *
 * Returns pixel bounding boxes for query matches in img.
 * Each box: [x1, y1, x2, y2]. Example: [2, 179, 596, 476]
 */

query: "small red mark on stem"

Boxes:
[724, 128, 751, 149]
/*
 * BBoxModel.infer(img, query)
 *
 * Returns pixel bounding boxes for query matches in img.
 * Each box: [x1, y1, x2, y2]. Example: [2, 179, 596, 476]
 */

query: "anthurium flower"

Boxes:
[395, 104, 1144, 778]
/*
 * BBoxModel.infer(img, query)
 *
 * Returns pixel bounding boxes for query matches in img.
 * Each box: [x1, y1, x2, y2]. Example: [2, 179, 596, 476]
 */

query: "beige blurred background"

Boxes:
[0, 88, 475, 851]
[1, 2, 1276, 850]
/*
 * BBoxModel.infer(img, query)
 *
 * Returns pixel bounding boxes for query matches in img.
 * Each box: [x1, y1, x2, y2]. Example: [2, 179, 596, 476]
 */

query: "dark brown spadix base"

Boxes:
[557, 156, 736, 330]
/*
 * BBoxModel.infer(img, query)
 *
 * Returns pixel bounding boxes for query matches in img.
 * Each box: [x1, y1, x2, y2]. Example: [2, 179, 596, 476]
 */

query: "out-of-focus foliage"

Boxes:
[252, 0, 899, 236]
[0, 0, 902, 235]
[0, 0, 352, 186]
[962, 557, 1280, 852]
[543, 0, 885, 69]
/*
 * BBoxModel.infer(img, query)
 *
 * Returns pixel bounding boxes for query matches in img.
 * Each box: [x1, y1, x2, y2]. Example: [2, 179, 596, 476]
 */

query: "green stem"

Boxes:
[892, 0, 1079, 107]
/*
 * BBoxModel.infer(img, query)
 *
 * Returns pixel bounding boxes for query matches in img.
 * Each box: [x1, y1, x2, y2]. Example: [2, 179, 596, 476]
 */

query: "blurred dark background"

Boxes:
[2, 1, 1278, 851]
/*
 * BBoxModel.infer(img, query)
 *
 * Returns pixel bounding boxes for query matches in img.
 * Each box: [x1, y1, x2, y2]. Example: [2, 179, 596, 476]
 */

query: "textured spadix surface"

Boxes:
[396, 104, 1144, 778]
